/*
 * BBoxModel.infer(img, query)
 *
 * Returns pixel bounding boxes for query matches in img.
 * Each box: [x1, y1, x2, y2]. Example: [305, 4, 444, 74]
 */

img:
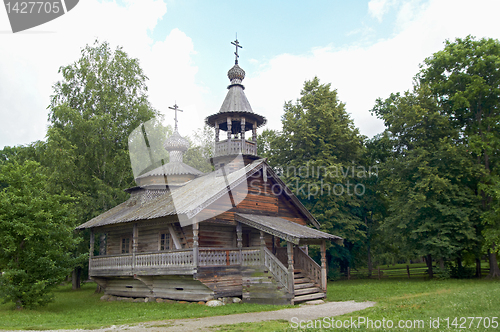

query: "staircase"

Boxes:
[293, 269, 326, 303]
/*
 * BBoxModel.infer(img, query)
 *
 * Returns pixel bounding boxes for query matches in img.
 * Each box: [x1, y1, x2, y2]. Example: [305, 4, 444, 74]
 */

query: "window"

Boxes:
[121, 237, 130, 254]
[159, 232, 170, 251]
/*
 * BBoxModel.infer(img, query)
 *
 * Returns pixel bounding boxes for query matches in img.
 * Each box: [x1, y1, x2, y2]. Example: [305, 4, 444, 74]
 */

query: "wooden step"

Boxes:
[294, 282, 315, 290]
[293, 272, 307, 278]
[293, 277, 311, 284]
[293, 292, 326, 303]
[294, 287, 323, 296]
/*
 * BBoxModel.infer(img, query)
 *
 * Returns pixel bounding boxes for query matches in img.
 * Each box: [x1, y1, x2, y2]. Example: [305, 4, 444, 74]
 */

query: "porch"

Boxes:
[87, 213, 340, 304]
[89, 243, 326, 303]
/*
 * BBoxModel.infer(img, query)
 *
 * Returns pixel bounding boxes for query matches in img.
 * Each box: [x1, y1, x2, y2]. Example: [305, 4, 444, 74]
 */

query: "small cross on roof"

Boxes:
[168, 103, 183, 131]
[231, 36, 242, 64]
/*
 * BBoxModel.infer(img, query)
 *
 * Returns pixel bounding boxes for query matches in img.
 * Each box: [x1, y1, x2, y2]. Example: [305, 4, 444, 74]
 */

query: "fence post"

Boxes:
[378, 267, 381, 280]
[407, 265, 410, 279]
[132, 223, 138, 274]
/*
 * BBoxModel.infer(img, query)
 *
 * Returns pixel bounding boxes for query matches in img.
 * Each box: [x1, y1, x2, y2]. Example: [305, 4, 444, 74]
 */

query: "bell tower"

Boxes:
[205, 38, 266, 171]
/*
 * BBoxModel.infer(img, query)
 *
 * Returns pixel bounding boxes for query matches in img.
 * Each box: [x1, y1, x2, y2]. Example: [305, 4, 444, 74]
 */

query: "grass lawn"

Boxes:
[0, 279, 498, 331]
[0, 283, 293, 330]
[213, 278, 500, 331]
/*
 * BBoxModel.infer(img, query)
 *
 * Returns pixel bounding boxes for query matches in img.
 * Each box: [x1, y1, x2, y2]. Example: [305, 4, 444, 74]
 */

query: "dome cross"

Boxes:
[168, 103, 183, 131]
[231, 37, 242, 64]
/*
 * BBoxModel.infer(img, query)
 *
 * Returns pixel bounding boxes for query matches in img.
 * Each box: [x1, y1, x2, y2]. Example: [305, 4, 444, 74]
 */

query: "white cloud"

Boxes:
[0, 0, 200, 148]
[1, 0, 500, 149]
[368, 0, 393, 22]
[246, 0, 500, 139]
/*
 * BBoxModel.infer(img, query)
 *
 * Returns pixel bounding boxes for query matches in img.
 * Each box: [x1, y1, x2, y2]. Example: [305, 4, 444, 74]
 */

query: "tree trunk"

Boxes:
[72, 267, 81, 290]
[476, 258, 482, 278]
[439, 258, 445, 270]
[367, 243, 372, 277]
[487, 244, 500, 279]
[425, 254, 433, 279]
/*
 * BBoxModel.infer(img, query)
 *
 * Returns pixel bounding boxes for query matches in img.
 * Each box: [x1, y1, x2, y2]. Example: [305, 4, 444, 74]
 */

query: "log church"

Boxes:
[76, 39, 342, 305]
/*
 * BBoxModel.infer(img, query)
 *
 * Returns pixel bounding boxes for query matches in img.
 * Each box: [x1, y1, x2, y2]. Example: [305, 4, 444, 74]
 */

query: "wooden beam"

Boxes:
[320, 240, 327, 292]
[193, 220, 199, 268]
[168, 224, 182, 249]
[287, 241, 295, 302]
[260, 230, 265, 264]
[236, 222, 242, 249]
[89, 229, 95, 275]
[132, 223, 138, 272]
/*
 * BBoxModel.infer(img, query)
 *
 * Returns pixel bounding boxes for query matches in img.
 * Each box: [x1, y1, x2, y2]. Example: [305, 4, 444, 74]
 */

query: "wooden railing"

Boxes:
[198, 247, 261, 266]
[275, 247, 288, 267]
[90, 247, 263, 275]
[264, 247, 292, 293]
[294, 247, 323, 291]
[214, 139, 257, 157]
[90, 254, 133, 270]
[135, 249, 194, 268]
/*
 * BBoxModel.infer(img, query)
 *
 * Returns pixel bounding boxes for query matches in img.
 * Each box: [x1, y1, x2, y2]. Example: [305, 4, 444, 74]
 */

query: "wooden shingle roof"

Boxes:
[235, 213, 343, 245]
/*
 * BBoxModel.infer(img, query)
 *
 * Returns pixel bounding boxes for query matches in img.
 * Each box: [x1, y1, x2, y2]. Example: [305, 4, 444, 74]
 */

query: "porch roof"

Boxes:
[234, 213, 343, 246]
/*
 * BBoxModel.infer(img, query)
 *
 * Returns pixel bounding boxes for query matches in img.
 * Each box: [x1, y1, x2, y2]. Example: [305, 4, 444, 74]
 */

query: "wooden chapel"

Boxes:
[76, 39, 342, 305]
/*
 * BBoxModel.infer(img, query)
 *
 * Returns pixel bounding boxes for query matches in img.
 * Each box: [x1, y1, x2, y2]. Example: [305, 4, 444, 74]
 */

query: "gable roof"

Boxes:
[235, 213, 343, 245]
[136, 161, 204, 178]
[76, 158, 320, 230]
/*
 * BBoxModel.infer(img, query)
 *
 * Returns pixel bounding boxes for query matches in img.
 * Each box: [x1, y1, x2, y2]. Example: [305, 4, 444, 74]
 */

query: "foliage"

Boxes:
[46, 39, 159, 223]
[372, 85, 479, 272]
[256, 128, 280, 165]
[266, 77, 367, 270]
[418, 35, 500, 276]
[184, 124, 215, 173]
[0, 161, 83, 309]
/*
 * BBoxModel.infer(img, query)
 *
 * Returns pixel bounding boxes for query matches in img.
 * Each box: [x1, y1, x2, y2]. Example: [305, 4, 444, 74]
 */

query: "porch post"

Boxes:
[321, 240, 327, 292]
[193, 220, 199, 269]
[132, 223, 138, 273]
[241, 118, 246, 141]
[227, 117, 232, 140]
[215, 121, 219, 142]
[89, 228, 95, 275]
[260, 231, 265, 264]
[287, 241, 295, 300]
[236, 222, 242, 248]
[236, 222, 242, 264]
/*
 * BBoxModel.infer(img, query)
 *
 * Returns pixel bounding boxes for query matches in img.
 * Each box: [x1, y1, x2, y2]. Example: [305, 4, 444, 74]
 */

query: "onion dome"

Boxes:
[227, 64, 245, 86]
[205, 39, 266, 129]
[163, 130, 190, 152]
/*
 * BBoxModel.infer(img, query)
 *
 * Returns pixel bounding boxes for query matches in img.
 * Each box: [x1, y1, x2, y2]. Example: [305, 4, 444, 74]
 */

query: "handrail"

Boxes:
[90, 247, 263, 270]
[295, 247, 323, 290]
[263, 247, 292, 294]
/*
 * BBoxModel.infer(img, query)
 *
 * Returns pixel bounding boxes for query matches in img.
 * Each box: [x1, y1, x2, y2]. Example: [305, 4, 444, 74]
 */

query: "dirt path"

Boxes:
[7, 300, 374, 332]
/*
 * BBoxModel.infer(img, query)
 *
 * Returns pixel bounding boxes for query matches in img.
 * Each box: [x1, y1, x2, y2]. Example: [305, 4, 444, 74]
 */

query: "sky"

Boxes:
[1, 0, 500, 149]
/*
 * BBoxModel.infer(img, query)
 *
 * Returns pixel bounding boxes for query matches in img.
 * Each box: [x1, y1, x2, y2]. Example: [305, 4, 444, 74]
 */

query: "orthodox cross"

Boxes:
[168, 103, 183, 131]
[231, 37, 242, 64]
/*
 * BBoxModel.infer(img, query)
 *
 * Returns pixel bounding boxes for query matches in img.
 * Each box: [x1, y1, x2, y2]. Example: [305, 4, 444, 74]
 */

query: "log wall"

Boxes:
[102, 276, 214, 301]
